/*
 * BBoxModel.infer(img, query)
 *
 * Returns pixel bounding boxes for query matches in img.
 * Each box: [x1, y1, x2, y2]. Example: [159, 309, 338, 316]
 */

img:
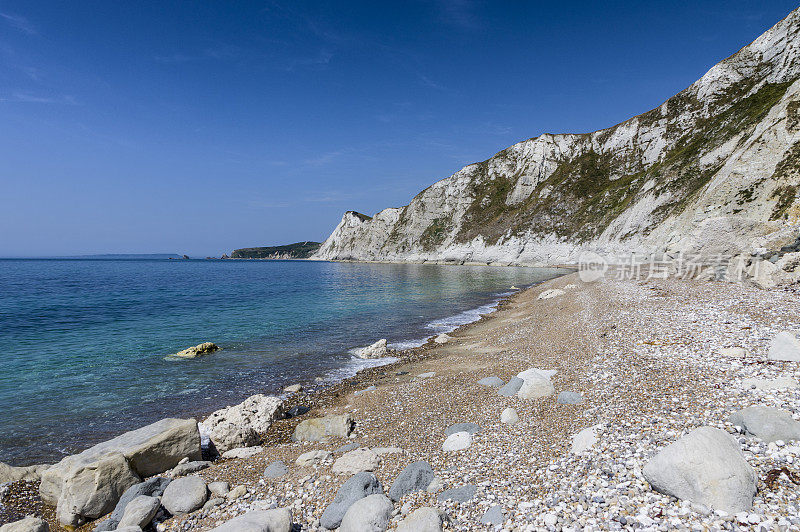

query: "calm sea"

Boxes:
[0, 259, 563, 465]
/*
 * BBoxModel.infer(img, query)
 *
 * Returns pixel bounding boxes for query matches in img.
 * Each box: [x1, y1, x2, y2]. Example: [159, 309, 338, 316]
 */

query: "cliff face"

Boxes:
[315, 9, 800, 265]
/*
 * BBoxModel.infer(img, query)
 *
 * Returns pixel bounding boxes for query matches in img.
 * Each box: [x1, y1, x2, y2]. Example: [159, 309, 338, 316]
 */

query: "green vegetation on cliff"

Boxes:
[231, 241, 321, 259]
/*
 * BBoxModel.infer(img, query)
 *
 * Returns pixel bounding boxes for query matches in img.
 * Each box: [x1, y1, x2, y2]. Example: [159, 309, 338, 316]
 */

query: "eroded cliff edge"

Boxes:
[315, 8, 800, 266]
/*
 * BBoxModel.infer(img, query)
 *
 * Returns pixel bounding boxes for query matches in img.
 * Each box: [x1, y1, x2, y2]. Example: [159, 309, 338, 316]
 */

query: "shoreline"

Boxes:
[6, 273, 800, 531]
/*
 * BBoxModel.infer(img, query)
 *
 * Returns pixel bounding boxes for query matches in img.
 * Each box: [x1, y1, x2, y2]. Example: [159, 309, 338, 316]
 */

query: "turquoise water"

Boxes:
[0, 259, 562, 465]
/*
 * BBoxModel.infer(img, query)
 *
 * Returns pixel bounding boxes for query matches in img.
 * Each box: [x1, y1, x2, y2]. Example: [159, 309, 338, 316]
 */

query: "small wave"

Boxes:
[316, 355, 400, 385]
[424, 299, 501, 335]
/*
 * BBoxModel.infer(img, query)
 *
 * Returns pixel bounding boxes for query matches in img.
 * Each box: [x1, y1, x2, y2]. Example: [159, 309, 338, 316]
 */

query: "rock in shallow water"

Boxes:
[354, 339, 390, 359]
[339, 494, 393, 532]
[642, 426, 756, 513]
[320, 471, 384, 529]
[173, 342, 219, 358]
[729, 406, 800, 443]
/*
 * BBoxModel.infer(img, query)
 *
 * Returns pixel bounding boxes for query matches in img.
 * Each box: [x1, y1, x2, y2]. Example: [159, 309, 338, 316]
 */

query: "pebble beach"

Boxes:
[5, 272, 800, 531]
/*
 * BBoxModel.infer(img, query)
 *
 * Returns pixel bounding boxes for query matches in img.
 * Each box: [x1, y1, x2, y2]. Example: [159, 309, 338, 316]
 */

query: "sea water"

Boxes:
[0, 258, 563, 465]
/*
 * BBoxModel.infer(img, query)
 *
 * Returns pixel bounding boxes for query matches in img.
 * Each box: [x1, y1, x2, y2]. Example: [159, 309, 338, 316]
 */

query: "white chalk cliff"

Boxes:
[315, 9, 800, 265]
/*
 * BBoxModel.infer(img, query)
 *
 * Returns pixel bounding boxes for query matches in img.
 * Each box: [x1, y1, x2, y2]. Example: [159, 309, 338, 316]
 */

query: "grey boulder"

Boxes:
[0, 517, 49, 532]
[116, 495, 160, 529]
[388, 461, 434, 502]
[642, 426, 756, 513]
[167, 460, 210, 478]
[339, 494, 393, 532]
[729, 406, 800, 443]
[397, 507, 446, 532]
[209, 508, 292, 532]
[320, 471, 383, 529]
[161, 475, 208, 515]
[263, 460, 289, 479]
[93, 476, 170, 531]
[208, 481, 230, 497]
[200, 394, 284, 454]
[477, 376, 504, 388]
[557, 391, 585, 404]
[436, 484, 476, 502]
[497, 377, 523, 397]
[444, 423, 481, 436]
[293, 414, 354, 442]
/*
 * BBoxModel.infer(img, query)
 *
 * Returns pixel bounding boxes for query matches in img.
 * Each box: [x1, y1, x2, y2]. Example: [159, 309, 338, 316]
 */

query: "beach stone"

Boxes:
[53, 451, 141, 528]
[434, 334, 451, 344]
[444, 422, 481, 436]
[372, 447, 404, 455]
[203, 497, 225, 511]
[397, 507, 446, 532]
[517, 367, 557, 380]
[332, 448, 380, 474]
[642, 426, 756, 513]
[417, 371, 436, 379]
[339, 493, 393, 532]
[557, 391, 585, 404]
[0, 517, 49, 532]
[93, 477, 170, 531]
[538, 288, 565, 300]
[320, 472, 384, 529]
[208, 481, 230, 497]
[0, 463, 47, 484]
[354, 385, 376, 396]
[501, 408, 519, 425]
[263, 461, 289, 479]
[497, 377, 523, 397]
[481, 505, 504, 525]
[517, 374, 554, 400]
[768, 331, 800, 361]
[209, 508, 292, 532]
[426, 476, 443, 493]
[334, 443, 360, 454]
[729, 406, 800, 443]
[477, 376, 504, 387]
[40, 417, 200, 511]
[173, 342, 219, 358]
[222, 446, 263, 459]
[571, 426, 598, 454]
[389, 461, 434, 501]
[168, 460, 211, 477]
[295, 450, 331, 467]
[227, 485, 247, 500]
[116, 495, 160, 529]
[160, 475, 208, 515]
[283, 384, 302, 393]
[742, 376, 798, 390]
[293, 414, 354, 442]
[114, 527, 141, 532]
[436, 484, 476, 502]
[442, 431, 471, 452]
[354, 339, 389, 359]
[720, 346, 748, 358]
[283, 405, 310, 419]
[200, 394, 283, 453]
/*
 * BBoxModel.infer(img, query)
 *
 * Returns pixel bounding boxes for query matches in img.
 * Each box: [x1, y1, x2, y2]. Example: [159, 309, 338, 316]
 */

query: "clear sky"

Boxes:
[1, 1, 797, 256]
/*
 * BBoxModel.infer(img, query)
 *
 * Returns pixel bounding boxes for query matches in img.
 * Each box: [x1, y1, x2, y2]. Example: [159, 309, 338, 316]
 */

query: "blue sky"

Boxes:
[1, 1, 797, 256]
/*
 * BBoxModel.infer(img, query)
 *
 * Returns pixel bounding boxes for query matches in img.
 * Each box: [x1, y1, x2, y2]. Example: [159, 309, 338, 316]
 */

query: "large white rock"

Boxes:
[571, 426, 598, 454]
[339, 493, 394, 532]
[200, 394, 284, 453]
[729, 406, 800, 443]
[642, 426, 756, 513]
[768, 331, 800, 362]
[396, 507, 447, 532]
[442, 431, 472, 452]
[538, 289, 565, 300]
[332, 448, 381, 474]
[0, 462, 47, 484]
[517, 374, 555, 400]
[209, 508, 292, 532]
[354, 339, 390, 359]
